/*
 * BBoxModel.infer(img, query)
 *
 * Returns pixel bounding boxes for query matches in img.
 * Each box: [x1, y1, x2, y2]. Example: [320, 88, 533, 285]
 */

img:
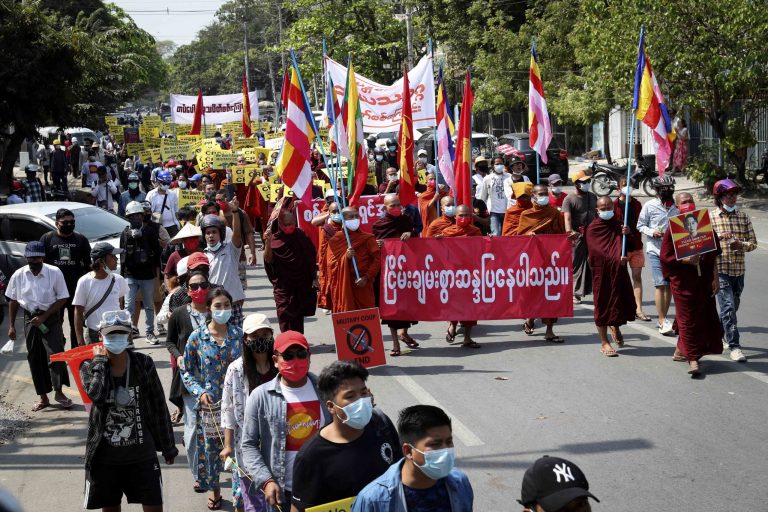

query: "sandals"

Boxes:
[399, 334, 419, 348]
[31, 400, 50, 412]
[523, 320, 535, 336]
[610, 328, 624, 348]
[600, 347, 619, 357]
[55, 396, 73, 409]
[390, 348, 401, 357]
[545, 336, 565, 344]
[170, 409, 183, 425]
[460, 341, 481, 349]
[672, 352, 687, 362]
[193, 481, 206, 494]
[207, 496, 222, 510]
[635, 312, 652, 322]
[445, 326, 456, 344]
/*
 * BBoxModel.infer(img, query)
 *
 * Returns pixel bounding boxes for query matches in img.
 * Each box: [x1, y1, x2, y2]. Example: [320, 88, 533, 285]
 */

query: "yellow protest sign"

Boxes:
[112, 131, 124, 143]
[265, 131, 285, 140]
[139, 126, 160, 140]
[314, 180, 330, 194]
[417, 169, 427, 185]
[231, 165, 265, 184]
[138, 150, 152, 162]
[178, 134, 201, 141]
[306, 497, 355, 512]
[161, 139, 195, 161]
[104, 116, 118, 126]
[257, 182, 271, 201]
[126, 143, 146, 156]
[178, 189, 205, 207]
[142, 116, 161, 127]
[241, 147, 271, 163]
[270, 183, 294, 202]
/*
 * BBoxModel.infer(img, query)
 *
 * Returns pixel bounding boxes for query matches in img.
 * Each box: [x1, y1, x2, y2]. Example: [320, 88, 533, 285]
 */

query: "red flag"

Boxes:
[280, 69, 291, 111]
[398, 66, 417, 206]
[242, 74, 253, 138]
[189, 88, 203, 136]
[453, 72, 473, 207]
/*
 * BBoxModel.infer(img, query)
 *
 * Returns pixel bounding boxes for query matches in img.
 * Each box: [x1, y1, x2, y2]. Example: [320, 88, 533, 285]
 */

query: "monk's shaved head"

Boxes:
[440, 195, 455, 208]
[675, 192, 693, 205]
[342, 206, 359, 220]
[328, 201, 340, 214]
[383, 194, 400, 207]
[533, 185, 548, 197]
[596, 196, 613, 209]
[456, 204, 471, 216]
[279, 209, 297, 226]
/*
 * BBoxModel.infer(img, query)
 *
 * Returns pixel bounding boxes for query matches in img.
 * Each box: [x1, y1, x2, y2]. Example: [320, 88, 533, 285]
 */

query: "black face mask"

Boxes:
[28, 262, 43, 273]
[476, 165, 488, 174]
[59, 223, 75, 235]
[130, 218, 143, 229]
[659, 189, 674, 201]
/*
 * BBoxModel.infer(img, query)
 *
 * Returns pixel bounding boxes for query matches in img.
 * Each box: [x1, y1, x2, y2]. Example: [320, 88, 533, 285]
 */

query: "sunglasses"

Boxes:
[188, 282, 210, 291]
[277, 349, 309, 361]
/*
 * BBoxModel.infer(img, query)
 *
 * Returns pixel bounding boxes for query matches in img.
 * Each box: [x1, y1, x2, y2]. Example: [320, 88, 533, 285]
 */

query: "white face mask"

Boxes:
[551, 186, 562, 194]
[376, 155, 384, 162]
[388, 175, 398, 182]
[536, 196, 550, 207]
[419, 157, 427, 164]
[346, 219, 361, 231]
[493, 164, 504, 174]
[622, 186, 632, 197]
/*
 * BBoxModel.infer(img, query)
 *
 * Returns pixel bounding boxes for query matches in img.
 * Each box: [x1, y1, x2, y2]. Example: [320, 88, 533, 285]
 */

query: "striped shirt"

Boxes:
[710, 208, 757, 276]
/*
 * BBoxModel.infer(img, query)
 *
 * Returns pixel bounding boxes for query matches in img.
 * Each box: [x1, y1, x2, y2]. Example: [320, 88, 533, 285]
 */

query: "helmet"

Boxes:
[157, 170, 173, 183]
[366, 134, 377, 149]
[713, 178, 741, 197]
[72, 137, 78, 144]
[24, 164, 40, 174]
[385, 138, 397, 149]
[127, 172, 140, 182]
[125, 201, 144, 216]
[52, 139, 61, 145]
[11, 180, 23, 191]
[165, 159, 178, 168]
[200, 214, 225, 237]
[373, 146, 385, 155]
[652, 175, 676, 188]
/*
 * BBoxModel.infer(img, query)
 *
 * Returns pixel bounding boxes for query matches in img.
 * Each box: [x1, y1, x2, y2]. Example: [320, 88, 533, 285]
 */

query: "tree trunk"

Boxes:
[602, 110, 612, 164]
[0, 131, 26, 193]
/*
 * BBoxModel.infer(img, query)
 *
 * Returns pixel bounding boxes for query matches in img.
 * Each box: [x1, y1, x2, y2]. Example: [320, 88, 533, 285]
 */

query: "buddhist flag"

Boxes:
[436, 66, 456, 191]
[342, 60, 368, 206]
[453, 72, 473, 207]
[242, 74, 253, 138]
[529, 39, 552, 165]
[633, 27, 674, 175]
[398, 65, 417, 207]
[275, 65, 316, 206]
[280, 69, 291, 111]
[189, 88, 203, 136]
[327, 76, 349, 159]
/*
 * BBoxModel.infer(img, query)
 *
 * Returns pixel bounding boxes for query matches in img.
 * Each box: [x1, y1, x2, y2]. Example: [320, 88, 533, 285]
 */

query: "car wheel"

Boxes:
[592, 172, 614, 197]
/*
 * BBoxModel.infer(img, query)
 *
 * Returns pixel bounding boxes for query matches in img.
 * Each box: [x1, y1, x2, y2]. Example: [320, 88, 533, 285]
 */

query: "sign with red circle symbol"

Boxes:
[331, 308, 386, 369]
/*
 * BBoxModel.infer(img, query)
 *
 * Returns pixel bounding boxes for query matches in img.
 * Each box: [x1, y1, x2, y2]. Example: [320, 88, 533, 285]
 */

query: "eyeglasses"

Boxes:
[277, 349, 309, 361]
[101, 310, 131, 325]
[188, 282, 210, 291]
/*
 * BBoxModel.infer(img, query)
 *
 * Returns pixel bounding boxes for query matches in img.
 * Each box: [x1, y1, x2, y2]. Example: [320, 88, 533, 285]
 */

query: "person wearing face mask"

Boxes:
[710, 179, 757, 363]
[378, 166, 401, 195]
[72, 243, 128, 346]
[425, 195, 456, 237]
[417, 171, 449, 231]
[316, 201, 344, 312]
[660, 192, 724, 376]
[517, 185, 566, 343]
[562, 170, 598, 304]
[353, 405, 473, 512]
[292, 361, 402, 511]
[479, 156, 512, 235]
[546, 174, 567, 208]
[417, 148, 436, 173]
[264, 209, 318, 333]
[145, 170, 181, 238]
[82, 150, 103, 187]
[80, 310, 177, 512]
[614, 177, 650, 322]
[40, 208, 92, 349]
[503, 155, 531, 206]
[220, 314, 277, 512]
[369, 147, 389, 185]
[91, 166, 119, 211]
[502, 182, 534, 236]
[472, 156, 489, 200]
[118, 173, 146, 217]
[241, 331, 331, 510]
[585, 196, 636, 357]
[181, 287, 243, 510]
[637, 175, 679, 335]
[6, 241, 72, 412]
[326, 206, 381, 313]
[164, 222, 202, 283]
[384, 138, 399, 169]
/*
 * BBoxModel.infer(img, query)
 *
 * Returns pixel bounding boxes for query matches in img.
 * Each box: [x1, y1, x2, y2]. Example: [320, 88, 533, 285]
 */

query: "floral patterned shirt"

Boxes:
[181, 323, 243, 410]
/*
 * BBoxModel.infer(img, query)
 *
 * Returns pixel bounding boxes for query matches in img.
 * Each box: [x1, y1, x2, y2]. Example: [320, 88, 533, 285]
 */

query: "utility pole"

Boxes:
[405, 3, 414, 68]
[264, 31, 277, 112]
[243, 21, 250, 90]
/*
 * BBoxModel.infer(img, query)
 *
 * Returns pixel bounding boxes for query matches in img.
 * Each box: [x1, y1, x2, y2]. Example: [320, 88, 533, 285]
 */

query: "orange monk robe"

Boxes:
[501, 202, 531, 236]
[516, 204, 565, 235]
[316, 222, 342, 310]
[327, 230, 381, 313]
[425, 215, 454, 238]
[440, 223, 482, 238]
[417, 186, 448, 234]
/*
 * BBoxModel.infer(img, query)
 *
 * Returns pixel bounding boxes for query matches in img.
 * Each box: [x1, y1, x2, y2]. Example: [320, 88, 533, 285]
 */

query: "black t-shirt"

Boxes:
[40, 231, 91, 292]
[404, 478, 451, 512]
[119, 223, 161, 280]
[291, 409, 402, 510]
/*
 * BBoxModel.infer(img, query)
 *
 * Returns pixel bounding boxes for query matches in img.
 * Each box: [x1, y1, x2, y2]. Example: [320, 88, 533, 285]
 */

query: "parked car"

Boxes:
[37, 127, 100, 147]
[496, 132, 569, 177]
[415, 131, 497, 163]
[0, 202, 129, 282]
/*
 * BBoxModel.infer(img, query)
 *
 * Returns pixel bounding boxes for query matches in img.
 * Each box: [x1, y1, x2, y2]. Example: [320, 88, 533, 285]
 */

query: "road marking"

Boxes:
[577, 303, 768, 385]
[384, 366, 484, 447]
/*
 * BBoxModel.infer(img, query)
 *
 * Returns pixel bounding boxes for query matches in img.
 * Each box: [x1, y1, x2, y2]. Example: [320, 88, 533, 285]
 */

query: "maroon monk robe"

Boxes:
[660, 229, 724, 361]
[373, 213, 418, 330]
[264, 228, 317, 333]
[585, 216, 636, 326]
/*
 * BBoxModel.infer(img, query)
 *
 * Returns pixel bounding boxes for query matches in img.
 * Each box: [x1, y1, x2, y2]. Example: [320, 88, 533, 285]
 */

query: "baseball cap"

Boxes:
[519, 456, 598, 511]
[25, 241, 46, 258]
[417, 149, 428, 156]
[91, 242, 124, 261]
[547, 174, 563, 184]
[189, 174, 203, 182]
[274, 330, 309, 352]
[243, 313, 273, 335]
[187, 251, 211, 270]
[572, 170, 591, 182]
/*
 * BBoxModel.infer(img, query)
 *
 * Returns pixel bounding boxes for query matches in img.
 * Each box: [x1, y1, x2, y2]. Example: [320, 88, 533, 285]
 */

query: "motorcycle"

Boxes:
[589, 157, 658, 197]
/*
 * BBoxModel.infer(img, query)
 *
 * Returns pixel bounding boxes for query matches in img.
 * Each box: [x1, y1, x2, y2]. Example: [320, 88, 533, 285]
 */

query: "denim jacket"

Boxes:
[240, 372, 331, 503]
[352, 458, 474, 512]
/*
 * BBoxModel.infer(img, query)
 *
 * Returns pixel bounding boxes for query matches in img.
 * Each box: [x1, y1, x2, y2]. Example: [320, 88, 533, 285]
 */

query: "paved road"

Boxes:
[1, 178, 767, 511]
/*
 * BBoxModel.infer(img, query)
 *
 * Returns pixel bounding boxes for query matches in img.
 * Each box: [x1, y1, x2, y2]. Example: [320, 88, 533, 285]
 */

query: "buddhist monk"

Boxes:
[327, 206, 381, 313]
[439, 205, 482, 349]
[517, 184, 566, 342]
[316, 201, 343, 311]
[373, 194, 419, 356]
[425, 196, 456, 237]
[264, 209, 317, 333]
[417, 171, 449, 233]
[660, 192, 723, 376]
[586, 197, 637, 357]
[501, 182, 533, 236]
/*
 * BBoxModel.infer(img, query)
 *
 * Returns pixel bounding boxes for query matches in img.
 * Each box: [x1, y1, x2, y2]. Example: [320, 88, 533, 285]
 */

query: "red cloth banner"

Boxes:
[297, 195, 385, 249]
[380, 235, 573, 321]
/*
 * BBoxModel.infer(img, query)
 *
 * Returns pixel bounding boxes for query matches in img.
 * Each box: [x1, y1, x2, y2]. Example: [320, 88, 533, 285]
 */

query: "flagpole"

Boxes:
[536, 152, 540, 185]
[622, 26, 643, 258]
[429, 39, 441, 217]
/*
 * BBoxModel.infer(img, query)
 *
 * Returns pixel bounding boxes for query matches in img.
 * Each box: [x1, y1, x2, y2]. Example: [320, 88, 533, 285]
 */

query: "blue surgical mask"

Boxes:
[207, 241, 222, 252]
[179, 181, 188, 189]
[622, 186, 632, 197]
[536, 196, 550, 207]
[103, 333, 130, 354]
[723, 204, 737, 213]
[551, 186, 562, 195]
[128, 182, 139, 190]
[443, 206, 456, 218]
[598, 210, 615, 221]
[410, 446, 456, 480]
[160, 184, 169, 191]
[212, 309, 232, 325]
[334, 396, 373, 430]
[376, 155, 384, 162]
[346, 219, 361, 231]
[330, 213, 343, 223]
[493, 164, 504, 174]
[579, 182, 591, 193]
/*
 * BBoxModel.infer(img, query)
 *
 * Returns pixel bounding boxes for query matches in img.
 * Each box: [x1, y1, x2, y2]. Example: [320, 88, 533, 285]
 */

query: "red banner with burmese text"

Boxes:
[380, 235, 573, 321]
[297, 195, 386, 249]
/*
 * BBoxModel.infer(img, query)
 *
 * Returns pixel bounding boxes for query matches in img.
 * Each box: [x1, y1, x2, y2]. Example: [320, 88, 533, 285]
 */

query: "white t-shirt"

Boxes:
[483, 172, 510, 214]
[204, 242, 244, 302]
[281, 379, 326, 491]
[72, 272, 129, 330]
[146, 189, 180, 228]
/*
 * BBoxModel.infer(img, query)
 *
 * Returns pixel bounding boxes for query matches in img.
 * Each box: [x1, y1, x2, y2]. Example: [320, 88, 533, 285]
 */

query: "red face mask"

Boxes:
[281, 225, 296, 235]
[679, 202, 696, 213]
[183, 238, 200, 252]
[388, 207, 402, 217]
[278, 358, 309, 382]
[427, 180, 436, 188]
[189, 288, 207, 304]
[456, 217, 472, 227]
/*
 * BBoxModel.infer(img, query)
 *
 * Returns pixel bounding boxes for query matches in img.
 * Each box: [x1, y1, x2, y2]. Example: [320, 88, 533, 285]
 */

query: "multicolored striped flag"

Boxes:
[275, 65, 316, 206]
[435, 66, 455, 191]
[453, 72, 473, 207]
[241, 74, 253, 138]
[327, 76, 349, 159]
[342, 60, 368, 206]
[633, 27, 674, 175]
[528, 39, 552, 165]
[398, 65, 417, 207]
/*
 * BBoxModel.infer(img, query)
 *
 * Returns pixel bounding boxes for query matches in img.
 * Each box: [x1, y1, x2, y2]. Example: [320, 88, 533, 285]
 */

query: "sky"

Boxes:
[114, 0, 226, 46]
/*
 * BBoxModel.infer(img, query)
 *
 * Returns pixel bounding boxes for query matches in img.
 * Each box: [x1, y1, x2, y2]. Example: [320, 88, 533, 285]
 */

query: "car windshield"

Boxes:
[46, 208, 128, 240]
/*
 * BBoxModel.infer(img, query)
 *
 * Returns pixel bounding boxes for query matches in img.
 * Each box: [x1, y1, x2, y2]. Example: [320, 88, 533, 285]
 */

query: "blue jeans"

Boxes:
[489, 212, 505, 236]
[126, 277, 155, 335]
[717, 273, 744, 348]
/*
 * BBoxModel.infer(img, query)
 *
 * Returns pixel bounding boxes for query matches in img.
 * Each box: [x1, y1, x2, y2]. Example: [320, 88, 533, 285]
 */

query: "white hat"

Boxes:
[170, 222, 202, 243]
[417, 149, 427, 156]
[243, 313, 272, 334]
[324, 188, 335, 199]
[125, 201, 144, 216]
[177, 256, 190, 277]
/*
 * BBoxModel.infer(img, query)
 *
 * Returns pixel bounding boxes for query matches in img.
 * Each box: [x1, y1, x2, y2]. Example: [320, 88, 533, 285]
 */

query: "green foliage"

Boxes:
[687, 143, 731, 192]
